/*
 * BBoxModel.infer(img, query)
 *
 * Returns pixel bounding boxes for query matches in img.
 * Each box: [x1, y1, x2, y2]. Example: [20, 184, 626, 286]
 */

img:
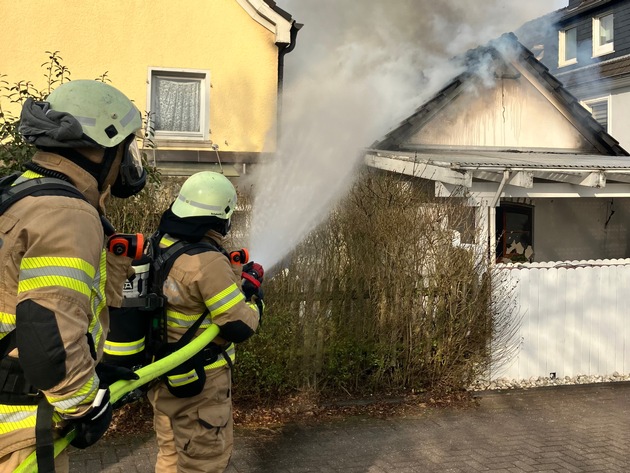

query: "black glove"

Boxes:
[70, 387, 112, 449]
[95, 363, 139, 385]
[242, 262, 264, 301]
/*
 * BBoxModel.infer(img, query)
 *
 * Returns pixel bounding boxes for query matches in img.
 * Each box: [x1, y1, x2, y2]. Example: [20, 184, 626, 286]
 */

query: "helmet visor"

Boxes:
[111, 135, 147, 198]
[121, 136, 145, 185]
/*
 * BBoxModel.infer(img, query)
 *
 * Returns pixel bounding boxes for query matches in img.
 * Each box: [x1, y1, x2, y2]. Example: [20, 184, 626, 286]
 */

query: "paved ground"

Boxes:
[69, 382, 630, 472]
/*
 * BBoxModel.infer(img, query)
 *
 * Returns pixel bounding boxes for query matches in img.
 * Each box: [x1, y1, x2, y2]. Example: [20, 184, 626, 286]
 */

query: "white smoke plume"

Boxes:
[247, 0, 567, 270]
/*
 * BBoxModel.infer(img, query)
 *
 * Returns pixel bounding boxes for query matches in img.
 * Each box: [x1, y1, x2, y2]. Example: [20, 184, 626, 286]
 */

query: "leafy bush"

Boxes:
[1, 52, 163, 232]
[0, 51, 71, 175]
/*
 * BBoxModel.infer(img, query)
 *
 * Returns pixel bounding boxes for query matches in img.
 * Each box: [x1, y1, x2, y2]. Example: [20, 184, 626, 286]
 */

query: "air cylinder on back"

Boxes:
[103, 255, 152, 369]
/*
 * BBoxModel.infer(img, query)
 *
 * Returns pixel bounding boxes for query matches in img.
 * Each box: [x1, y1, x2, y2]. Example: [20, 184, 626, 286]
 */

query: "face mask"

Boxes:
[111, 136, 147, 198]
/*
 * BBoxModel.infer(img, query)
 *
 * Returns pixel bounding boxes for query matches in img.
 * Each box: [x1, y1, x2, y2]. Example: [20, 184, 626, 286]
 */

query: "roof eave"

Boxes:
[236, 0, 295, 45]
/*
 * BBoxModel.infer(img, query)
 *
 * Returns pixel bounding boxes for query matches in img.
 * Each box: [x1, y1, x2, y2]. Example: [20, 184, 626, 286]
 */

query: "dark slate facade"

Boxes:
[516, 0, 630, 144]
[521, 0, 630, 78]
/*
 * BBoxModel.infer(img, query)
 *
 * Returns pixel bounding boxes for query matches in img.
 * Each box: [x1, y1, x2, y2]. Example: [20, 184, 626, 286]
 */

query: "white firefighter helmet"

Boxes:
[172, 172, 237, 220]
[46, 80, 142, 148]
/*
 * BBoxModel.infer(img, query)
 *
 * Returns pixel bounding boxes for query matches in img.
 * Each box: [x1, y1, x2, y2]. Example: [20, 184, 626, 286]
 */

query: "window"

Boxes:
[593, 13, 614, 57]
[148, 68, 210, 141]
[496, 204, 534, 263]
[582, 97, 610, 132]
[559, 26, 577, 66]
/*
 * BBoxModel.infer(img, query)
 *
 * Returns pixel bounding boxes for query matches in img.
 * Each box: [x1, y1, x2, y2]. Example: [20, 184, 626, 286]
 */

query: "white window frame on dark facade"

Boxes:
[592, 13, 614, 57]
[559, 26, 578, 67]
[147, 67, 211, 142]
[581, 96, 611, 132]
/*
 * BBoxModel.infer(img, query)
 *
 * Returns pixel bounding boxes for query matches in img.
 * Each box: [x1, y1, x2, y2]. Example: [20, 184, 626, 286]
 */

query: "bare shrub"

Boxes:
[106, 177, 182, 234]
[237, 168, 519, 399]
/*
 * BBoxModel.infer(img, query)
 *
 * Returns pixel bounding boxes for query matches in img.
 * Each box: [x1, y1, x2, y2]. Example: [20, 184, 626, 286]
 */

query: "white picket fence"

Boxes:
[490, 259, 630, 381]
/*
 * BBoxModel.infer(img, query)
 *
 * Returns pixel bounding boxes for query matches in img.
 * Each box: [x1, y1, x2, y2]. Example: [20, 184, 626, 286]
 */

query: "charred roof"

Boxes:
[372, 33, 628, 157]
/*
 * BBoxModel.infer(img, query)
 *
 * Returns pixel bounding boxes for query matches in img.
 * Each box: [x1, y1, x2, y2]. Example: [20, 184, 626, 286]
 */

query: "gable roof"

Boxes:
[366, 33, 630, 199]
[373, 33, 627, 156]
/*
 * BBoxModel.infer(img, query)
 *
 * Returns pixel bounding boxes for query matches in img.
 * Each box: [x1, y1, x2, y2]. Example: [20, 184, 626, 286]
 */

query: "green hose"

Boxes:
[15, 324, 220, 473]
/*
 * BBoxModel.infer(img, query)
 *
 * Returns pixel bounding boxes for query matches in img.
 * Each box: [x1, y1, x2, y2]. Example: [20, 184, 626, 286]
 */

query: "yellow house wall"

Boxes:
[0, 0, 279, 152]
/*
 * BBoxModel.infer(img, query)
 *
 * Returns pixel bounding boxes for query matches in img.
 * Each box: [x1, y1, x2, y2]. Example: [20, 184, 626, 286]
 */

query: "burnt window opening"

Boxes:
[496, 203, 534, 263]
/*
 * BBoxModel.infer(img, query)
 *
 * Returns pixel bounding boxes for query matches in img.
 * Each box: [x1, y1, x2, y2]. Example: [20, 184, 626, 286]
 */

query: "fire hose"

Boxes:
[15, 323, 220, 473]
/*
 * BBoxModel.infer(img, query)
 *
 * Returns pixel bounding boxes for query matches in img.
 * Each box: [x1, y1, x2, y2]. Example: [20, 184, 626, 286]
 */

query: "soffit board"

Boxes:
[365, 148, 630, 196]
[368, 149, 630, 170]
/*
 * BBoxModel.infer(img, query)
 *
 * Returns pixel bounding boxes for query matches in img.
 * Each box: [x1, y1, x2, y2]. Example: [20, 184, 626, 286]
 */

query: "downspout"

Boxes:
[276, 22, 303, 144]
[491, 170, 511, 208]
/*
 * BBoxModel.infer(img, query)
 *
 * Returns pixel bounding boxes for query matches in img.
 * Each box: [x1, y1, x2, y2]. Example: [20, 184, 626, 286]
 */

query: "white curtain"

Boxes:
[153, 77, 201, 133]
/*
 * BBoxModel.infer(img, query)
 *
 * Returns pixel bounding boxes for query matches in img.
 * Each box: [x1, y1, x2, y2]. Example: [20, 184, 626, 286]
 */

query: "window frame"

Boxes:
[581, 96, 611, 132]
[559, 26, 578, 67]
[592, 13, 614, 57]
[147, 67, 211, 142]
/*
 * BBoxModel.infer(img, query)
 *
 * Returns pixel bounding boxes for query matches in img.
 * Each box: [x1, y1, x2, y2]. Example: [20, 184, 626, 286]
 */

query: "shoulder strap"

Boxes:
[150, 237, 221, 351]
[153, 238, 220, 291]
[171, 306, 210, 352]
[0, 174, 87, 216]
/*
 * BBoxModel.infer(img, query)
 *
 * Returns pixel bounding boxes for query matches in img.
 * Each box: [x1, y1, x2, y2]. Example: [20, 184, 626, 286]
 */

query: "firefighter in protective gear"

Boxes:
[148, 171, 262, 473]
[0, 80, 145, 472]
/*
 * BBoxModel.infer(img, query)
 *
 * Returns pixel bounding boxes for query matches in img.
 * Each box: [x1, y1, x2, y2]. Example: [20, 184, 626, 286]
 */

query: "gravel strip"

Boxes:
[469, 371, 630, 391]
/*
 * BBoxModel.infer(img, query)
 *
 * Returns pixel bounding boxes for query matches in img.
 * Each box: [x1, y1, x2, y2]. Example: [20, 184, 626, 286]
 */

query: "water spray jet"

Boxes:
[244, 0, 567, 278]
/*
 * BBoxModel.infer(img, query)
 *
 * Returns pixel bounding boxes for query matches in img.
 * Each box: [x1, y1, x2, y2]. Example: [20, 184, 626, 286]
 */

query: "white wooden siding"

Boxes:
[491, 259, 630, 381]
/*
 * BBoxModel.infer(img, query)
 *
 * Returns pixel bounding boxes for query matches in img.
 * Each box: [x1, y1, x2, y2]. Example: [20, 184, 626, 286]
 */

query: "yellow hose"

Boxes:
[15, 324, 220, 473]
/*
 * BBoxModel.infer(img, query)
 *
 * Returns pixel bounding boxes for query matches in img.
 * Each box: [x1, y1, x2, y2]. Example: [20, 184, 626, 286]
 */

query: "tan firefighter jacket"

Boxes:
[0, 151, 132, 455]
[158, 232, 260, 381]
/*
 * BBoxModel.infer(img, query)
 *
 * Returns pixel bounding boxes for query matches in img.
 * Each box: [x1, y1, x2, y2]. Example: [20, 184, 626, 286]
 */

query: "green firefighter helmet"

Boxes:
[172, 172, 237, 219]
[45, 80, 142, 148]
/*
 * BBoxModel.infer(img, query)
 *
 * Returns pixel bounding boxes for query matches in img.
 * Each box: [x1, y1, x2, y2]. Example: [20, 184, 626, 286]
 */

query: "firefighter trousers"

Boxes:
[148, 366, 233, 473]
